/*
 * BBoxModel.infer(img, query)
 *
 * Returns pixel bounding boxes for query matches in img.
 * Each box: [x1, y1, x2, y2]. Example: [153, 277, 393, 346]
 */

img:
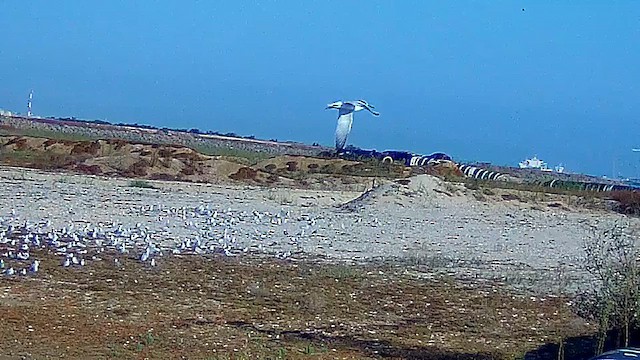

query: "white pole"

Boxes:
[27, 90, 33, 117]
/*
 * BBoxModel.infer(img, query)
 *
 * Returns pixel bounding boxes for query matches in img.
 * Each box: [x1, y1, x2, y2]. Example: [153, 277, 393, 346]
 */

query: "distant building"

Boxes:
[0, 109, 12, 116]
[519, 156, 565, 173]
[519, 156, 549, 170]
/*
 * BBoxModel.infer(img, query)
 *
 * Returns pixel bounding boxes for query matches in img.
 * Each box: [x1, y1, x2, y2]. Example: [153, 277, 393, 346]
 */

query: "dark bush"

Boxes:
[609, 190, 640, 215]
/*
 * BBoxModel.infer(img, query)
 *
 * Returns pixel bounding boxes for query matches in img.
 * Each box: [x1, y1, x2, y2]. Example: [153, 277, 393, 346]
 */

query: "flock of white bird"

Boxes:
[0, 202, 333, 277]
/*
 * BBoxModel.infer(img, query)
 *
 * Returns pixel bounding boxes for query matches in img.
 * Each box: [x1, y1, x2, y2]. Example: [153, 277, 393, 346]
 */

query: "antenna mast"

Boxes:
[27, 90, 33, 117]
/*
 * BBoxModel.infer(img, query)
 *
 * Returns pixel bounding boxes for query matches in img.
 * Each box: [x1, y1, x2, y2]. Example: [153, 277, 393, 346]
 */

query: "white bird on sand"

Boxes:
[325, 99, 380, 151]
[140, 247, 150, 262]
[116, 242, 127, 254]
[30, 260, 40, 273]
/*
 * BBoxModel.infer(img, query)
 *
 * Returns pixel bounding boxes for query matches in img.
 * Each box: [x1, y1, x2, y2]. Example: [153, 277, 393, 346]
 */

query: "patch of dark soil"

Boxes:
[126, 159, 150, 177]
[75, 163, 103, 175]
[321, 163, 337, 173]
[43, 139, 58, 148]
[230, 167, 258, 180]
[70, 141, 101, 156]
[148, 173, 178, 181]
[173, 151, 203, 162]
[501, 194, 521, 201]
[266, 173, 280, 183]
[107, 138, 128, 150]
[286, 161, 298, 171]
[5, 136, 28, 150]
[41, 153, 76, 169]
[158, 148, 174, 158]
[180, 163, 198, 176]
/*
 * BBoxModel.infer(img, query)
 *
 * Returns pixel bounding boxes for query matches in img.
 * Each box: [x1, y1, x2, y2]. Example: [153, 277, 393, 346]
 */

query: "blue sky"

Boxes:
[1, 1, 639, 177]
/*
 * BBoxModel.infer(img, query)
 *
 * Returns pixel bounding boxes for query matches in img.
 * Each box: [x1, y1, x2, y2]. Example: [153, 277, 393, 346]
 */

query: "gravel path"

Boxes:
[0, 166, 632, 293]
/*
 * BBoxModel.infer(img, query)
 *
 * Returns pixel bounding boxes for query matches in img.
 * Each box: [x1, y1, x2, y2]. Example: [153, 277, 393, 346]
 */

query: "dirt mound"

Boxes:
[3, 135, 481, 192]
[340, 174, 474, 211]
[0, 136, 252, 183]
[340, 172, 611, 215]
[0, 136, 393, 190]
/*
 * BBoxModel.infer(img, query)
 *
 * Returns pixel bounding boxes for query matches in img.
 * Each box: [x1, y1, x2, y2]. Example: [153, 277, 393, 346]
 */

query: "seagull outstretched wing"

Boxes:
[335, 111, 354, 151]
[327, 100, 378, 151]
[356, 100, 380, 116]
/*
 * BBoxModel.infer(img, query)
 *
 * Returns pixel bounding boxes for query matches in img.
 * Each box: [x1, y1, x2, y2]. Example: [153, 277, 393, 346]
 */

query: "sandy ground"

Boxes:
[0, 165, 631, 294]
[0, 250, 593, 359]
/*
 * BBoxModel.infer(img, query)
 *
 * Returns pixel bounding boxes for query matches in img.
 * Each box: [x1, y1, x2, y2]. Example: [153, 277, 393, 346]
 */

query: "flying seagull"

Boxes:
[326, 99, 380, 151]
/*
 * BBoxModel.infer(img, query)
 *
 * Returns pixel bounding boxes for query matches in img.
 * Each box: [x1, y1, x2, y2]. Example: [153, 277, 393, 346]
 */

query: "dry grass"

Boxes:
[609, 190, 640, 215]
[0, 250, 596, 360]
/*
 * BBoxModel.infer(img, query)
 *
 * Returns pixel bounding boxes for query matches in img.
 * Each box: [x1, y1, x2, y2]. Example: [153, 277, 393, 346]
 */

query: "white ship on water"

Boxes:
[519, 156, 564, 173]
